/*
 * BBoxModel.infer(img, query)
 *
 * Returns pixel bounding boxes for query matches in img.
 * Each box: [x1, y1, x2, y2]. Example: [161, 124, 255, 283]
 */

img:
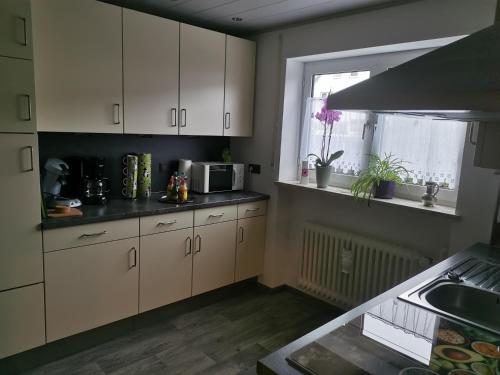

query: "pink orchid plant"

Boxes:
[308, 98, 344, 167]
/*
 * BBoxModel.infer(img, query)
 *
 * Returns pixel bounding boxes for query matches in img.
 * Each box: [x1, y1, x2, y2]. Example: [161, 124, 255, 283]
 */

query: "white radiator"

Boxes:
[298, 223, 431, 308]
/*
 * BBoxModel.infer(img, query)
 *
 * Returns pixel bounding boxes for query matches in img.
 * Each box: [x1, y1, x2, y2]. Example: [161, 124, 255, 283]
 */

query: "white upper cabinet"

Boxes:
[123, 9, 179, 135]
[0, 0, 33, 60]
[31, 0, 123, 133]
[0, 56, 36, 133]
[0, 134, 43, 291]
[224, 36, 256, 137]
[179, 24, 225, 136]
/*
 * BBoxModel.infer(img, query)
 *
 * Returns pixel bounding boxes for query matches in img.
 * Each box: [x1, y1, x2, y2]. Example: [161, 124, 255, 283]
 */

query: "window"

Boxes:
[301, 97, 371, 176]
[373, 115, 466, 191]
[312, 71, 371, 98]
[300, 54, 467, 205]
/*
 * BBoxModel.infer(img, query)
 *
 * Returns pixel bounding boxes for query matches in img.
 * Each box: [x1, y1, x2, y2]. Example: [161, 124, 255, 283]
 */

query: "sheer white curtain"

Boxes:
[373, 115, 467, 189]
[300, 98, 370, 175]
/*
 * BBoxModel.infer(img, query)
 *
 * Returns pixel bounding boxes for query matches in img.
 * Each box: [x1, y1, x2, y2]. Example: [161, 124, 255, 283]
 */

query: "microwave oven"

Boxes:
[191, 162, 244, 193]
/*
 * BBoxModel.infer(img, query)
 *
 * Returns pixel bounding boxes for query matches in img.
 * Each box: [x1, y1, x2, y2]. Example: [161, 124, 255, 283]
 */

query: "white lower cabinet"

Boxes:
[39, 202, 267, 343]
[139, 228, 193, 313]
[235, 216, 267, 282]
[0, 283, 45, 359]
[192, 220, 237, 296]
[44, 237, 139, 342]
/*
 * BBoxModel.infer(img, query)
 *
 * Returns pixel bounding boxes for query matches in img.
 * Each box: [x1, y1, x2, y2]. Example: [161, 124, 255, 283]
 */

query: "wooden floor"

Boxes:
[24, 288, 342, 375]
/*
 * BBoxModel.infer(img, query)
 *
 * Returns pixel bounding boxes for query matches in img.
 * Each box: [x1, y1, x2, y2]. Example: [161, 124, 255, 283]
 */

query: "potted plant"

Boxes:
[307, 99, 344, 188]
[351, 154, 409, 203]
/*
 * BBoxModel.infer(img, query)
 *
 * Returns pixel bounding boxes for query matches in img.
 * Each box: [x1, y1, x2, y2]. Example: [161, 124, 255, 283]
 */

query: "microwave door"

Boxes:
[209, 165, 233, 192]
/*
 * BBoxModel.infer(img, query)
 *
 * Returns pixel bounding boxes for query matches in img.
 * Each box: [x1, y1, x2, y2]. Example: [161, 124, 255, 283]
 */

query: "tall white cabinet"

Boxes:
[224, 36, 256, 137]
[179, 24, 226, 136]
[0, 56, 36, 133]
[0, 0, 33, 60]
[31, 0, 123, 133]
[0, 134, 43, 291]
[0, 284, 45, 359]
[123, 9, 179, 135]
[0, 0, 45, 360]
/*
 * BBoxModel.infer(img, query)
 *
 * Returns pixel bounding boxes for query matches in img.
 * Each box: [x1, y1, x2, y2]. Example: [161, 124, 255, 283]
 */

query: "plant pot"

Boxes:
[374, 180, 396, 199]
[316, 166, 332, 188]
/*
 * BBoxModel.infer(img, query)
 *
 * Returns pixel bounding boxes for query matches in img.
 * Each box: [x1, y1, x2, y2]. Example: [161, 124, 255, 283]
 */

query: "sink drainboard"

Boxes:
[449, 258, 500, 291]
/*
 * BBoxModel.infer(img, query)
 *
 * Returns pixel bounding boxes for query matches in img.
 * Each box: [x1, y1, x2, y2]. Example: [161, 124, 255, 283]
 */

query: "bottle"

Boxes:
[300, 160, 309, 184]
[179, 177, 188, 202]
[166, 175, 175, 200]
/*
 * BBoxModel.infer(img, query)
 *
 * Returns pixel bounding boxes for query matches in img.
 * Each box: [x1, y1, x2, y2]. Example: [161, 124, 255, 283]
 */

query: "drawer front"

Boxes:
[43, 218, 139, 252]
[237, 200, 267, 219]
[140, 211, 193, 236]
[194, 205, 237, 226]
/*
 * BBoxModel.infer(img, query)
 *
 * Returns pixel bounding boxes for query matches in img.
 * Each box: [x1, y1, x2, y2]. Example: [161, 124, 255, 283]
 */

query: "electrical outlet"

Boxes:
[248, 164, 261, 174]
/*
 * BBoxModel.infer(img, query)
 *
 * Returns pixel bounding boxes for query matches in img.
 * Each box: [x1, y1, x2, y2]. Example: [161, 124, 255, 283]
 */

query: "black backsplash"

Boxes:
[38, 133, 230, 197]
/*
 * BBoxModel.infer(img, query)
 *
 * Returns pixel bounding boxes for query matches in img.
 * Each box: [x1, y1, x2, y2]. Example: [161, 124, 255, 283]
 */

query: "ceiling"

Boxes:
[101, 0, 411, 35]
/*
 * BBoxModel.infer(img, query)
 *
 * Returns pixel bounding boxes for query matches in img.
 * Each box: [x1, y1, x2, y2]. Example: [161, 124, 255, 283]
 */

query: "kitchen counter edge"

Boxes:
[41, 191, 270, 230]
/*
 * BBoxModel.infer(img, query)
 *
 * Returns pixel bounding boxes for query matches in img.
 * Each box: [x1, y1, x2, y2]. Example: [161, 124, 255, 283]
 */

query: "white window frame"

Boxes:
[301, 50, 466, 208]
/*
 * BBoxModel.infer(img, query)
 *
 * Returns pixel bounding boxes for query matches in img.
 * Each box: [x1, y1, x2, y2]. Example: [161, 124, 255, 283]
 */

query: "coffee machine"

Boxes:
[42, 158, 82, 208]
[65, 157, 110, 205]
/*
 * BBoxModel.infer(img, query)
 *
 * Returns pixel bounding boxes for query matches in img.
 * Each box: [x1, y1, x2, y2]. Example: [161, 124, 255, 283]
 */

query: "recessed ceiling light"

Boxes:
[231, 17, 243, 22]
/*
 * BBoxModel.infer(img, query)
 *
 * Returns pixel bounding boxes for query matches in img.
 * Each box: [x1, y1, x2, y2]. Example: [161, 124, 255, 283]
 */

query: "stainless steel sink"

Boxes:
[399, 257, 500, 334]
[422, 282, 500, 333]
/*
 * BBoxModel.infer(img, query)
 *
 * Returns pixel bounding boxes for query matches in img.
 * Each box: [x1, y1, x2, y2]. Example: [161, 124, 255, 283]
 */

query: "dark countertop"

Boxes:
[257, 243, 500, 375]
[42, 191, 269, 230]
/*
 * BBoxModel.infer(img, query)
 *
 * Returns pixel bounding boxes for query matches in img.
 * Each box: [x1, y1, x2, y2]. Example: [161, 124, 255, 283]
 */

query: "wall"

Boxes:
[231, 0, 499, 288]
[38, 133, 229, 197]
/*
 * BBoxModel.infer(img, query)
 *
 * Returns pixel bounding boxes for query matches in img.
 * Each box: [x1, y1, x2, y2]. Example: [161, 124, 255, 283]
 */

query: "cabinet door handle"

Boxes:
[128, 247, 137, 269]
[245, 208, 260, 213]
[185, 236, 192, 256]
[157, 220, 177, 226]
[21, 146, 34, 172]
[113, 104, 121, 125]
[239, 226, 244, 243]
[15, 17, 27, 46]
[208, 213, 224, 218]
[224, 112, 231, 130]
[180, 109, 187, 127]
[79, 230, 107, 238]
[171, 108, 177, 127]
[194, 234, 201, 253]
[19, 94, 32, 121]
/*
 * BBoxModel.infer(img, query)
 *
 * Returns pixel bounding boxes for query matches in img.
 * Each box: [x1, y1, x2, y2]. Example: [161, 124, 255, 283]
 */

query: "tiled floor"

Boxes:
[24, 288, 342, 375]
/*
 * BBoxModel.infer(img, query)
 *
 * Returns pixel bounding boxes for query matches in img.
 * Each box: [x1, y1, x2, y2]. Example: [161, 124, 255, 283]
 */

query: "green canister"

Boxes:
[137, 153, 152, 198]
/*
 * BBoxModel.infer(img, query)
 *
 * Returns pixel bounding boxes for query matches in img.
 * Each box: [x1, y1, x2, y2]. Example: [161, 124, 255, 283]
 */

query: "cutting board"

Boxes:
[47, 207, 83, 218]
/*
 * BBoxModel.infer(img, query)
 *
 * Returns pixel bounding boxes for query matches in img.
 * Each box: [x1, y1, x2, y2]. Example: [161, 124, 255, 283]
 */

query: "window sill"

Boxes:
[276, 181, 460, 219]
